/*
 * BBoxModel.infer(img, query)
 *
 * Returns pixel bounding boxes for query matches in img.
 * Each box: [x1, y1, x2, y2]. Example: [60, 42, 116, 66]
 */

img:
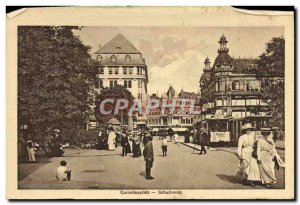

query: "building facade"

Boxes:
[94, 34, 148, 104]
[94, 34, 148, 122]
[199, 35, 271, 145]
[147, 86, 201, 134]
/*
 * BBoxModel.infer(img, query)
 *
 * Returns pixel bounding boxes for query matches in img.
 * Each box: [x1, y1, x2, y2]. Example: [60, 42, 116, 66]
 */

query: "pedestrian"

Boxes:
[199, 128, 208, 155]
[56, 160, 72, 181]
[132, 134, 142, 157]
[121, 131, 130, 156]
[143, 135, 154, 180]
[142, 132, 148, 146]
[53, 129, 64, 157]
[161, 137, 168, 156]
[97, 129, 103, 150]
[107, 127, 116, 151]
[257, 128, 277, 188]
[237, 123, 260, 187]
[26, 138, 36, 163]
[173, 132, 179, 144]
[115, 130, 120, 148]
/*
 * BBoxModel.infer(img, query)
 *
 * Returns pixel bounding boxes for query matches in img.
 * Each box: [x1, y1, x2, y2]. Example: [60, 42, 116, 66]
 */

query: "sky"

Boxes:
[74, 27, 284, 95]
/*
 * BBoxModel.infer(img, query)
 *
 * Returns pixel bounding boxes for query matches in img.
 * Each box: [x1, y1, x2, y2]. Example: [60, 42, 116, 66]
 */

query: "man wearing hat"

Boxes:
[199, 128, 208, 155]
[143, 135, 154, 180]
[237, 123, 260, 187]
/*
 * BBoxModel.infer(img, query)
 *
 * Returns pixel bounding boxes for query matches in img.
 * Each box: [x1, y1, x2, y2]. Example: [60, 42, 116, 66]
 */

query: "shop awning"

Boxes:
[151, 128, 159, 132]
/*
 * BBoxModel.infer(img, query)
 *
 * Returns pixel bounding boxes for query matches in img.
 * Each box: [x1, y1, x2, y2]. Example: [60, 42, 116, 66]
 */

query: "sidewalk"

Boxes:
[180, 140, 285, 155]
[179, 142, 218, 152]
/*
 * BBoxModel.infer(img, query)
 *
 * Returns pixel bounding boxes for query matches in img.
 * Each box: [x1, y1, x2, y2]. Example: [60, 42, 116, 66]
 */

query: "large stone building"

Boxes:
[94, 34, 148, 123]
[199, 35, 272, 145]
[94, 33, 148, 103]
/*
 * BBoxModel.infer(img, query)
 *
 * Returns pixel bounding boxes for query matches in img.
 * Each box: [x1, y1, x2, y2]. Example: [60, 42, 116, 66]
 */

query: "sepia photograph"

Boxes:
[6, 6, 295, 200]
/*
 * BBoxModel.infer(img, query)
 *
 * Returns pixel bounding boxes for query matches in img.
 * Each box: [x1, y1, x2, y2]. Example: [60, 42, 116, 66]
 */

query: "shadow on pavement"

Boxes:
[83, 169, 108, 173]
[18, 157, 52, 181]
[63, 153, 122, 158]
[139, 171, 146, 179]
[216, 174, 241, 184]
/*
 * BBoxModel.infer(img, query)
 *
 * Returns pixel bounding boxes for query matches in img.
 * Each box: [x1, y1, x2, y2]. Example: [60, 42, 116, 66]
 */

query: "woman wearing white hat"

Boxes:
[237, 123, 261, 187]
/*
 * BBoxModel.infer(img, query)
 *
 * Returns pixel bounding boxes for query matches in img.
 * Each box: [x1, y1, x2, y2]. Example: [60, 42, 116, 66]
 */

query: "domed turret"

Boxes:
[218, 34, 229, 53]
[204, 57, 211, 69]
[213, 35, 233, 68]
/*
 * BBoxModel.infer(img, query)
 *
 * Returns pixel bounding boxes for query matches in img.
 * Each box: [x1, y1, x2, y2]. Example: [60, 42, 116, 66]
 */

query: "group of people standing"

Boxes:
[97, 127, 150, 158]
[237, 123, 284, 188]
[18, 128, 64, 163]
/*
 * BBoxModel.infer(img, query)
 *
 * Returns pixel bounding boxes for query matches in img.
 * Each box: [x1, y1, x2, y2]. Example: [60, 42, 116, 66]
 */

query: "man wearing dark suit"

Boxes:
[143, 135, 154, 180]
[199, 129, 208, 155]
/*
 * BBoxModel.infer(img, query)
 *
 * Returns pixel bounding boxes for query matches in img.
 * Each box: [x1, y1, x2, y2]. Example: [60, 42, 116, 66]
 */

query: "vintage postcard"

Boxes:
[7, 6, 294, 200]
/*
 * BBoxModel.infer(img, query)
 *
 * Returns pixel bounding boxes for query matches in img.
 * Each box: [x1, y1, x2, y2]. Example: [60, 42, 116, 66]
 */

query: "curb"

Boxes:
[180, 142, 284, 154]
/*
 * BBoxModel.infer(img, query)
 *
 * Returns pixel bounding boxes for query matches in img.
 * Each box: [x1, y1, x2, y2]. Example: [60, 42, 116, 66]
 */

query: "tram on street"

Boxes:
[202, 115, 272, 146]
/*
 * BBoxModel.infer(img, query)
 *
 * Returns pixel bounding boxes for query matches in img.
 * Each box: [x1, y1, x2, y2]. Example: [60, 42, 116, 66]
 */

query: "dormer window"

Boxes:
[111, 55, 117, 62]
[125, 55, 131, 62]
[97, 55, 102, 62]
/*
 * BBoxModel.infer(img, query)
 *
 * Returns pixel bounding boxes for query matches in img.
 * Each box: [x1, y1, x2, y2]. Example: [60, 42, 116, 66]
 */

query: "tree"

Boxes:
[18, 26, 99, 143]
[256, 37, 285, 131]
[95, 85, 135, 125]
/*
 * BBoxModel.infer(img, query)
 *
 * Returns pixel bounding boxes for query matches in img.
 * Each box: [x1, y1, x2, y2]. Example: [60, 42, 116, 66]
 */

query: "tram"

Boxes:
[202, 115, 272, 146]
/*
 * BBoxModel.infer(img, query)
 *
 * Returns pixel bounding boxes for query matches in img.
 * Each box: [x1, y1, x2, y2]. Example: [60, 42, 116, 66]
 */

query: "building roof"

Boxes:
[178, 90, 199, 99]
[107, 118, 121, 125]
[213, 52, 233, 68]
[232, 58, 258, 73]
[95, 34, 141, 54]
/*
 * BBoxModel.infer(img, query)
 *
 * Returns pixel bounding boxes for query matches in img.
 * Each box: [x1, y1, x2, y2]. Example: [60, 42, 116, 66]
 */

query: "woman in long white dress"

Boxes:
[257, 128, 277, 188]
[107, 128, 116, 151]
[237, 123, 260, 186]
[26, 140, 36, 163]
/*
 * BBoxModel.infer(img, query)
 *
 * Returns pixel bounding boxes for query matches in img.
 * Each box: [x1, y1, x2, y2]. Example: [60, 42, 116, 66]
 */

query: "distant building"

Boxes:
[147, 85, 201, 134]
[199, 35, 272, 145]
[94, 34, 148, 123]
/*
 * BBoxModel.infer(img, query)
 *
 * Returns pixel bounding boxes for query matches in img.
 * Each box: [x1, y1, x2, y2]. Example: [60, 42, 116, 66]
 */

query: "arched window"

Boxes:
[111, 55, 117, 62]
[125, 55, 131, 62]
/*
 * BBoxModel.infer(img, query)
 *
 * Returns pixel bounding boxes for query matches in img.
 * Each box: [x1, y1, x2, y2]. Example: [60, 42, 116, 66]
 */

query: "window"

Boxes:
[99, 80, 103, 88]
[138, 93, 142, 99]
[110, 80, 117, 87]
[114, 68, 118, 75]
[138, 80, 142, 88]
[109, 68, 113, 75]
[137, 67, 143, 75]
[111, 55, 117, 62]
[125, 55, 131, 62]
[99, 68, 104, 74]
[232, 81, 245, 91]
[129, 67, 133, 74]
[97, 55, 102, 62]
[232, 99, 246, 106]
[124, 80, 132, 88]
[249, 80, 260, 91]
[123, 68, 127, 75]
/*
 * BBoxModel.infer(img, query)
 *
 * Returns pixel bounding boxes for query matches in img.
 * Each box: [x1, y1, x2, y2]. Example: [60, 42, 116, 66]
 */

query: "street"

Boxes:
[18, 137, 284, 189]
